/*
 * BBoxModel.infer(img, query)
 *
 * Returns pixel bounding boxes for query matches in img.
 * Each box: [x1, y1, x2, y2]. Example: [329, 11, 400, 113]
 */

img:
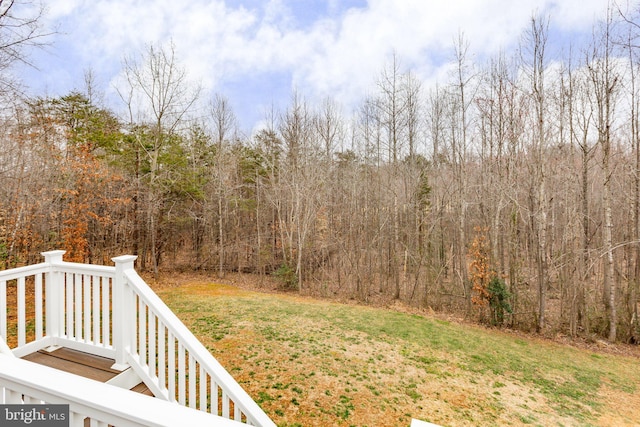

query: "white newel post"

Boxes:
[111, 255, 138, 371]
[42, 250, 66, 340]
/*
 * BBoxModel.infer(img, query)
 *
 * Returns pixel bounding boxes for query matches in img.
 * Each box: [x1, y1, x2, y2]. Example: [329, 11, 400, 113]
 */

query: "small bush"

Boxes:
[275, 263, 298, 289]
[488, 277, 512, 326]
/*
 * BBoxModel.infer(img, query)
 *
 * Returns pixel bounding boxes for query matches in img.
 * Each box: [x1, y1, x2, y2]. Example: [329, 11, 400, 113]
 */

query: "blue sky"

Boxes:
[17, 0, 611, 133]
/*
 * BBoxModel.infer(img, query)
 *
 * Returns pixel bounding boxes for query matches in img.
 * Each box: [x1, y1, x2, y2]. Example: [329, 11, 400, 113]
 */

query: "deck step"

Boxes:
[106, 366, 142, 390]
[130, 381, 154, 396]
[21, 347, 154, 396]
[107, 367, 154, 396]
[22, 348, 120, 382]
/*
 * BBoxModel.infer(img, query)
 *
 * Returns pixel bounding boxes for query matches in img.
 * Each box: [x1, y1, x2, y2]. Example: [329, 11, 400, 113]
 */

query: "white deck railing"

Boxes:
[0, 251, 275, 427]
[0, 353, 246, 427]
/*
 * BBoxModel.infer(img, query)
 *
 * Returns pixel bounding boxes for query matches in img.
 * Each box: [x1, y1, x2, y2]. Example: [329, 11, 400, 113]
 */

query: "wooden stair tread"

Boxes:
[22, 347, 155, 398]
[130, 382, 154, 396]
[22, 348, 120, 382]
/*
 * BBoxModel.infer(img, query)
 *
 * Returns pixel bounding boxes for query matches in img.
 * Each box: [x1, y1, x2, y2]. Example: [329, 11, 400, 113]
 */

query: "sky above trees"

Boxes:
[20, 0, 611, 131]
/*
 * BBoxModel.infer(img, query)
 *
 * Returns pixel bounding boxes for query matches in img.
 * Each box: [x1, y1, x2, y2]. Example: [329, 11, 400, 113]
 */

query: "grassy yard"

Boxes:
[154, 277, 640, 427]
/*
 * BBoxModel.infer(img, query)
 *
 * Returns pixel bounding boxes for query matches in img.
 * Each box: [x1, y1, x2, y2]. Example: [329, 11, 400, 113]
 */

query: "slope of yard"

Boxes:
[153, 277, 640, 427]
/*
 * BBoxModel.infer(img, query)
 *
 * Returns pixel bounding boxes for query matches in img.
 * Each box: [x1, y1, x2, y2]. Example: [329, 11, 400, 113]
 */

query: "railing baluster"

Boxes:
[69, 412, 84, 427]
[53, 271, 62, 339]
[158, 321, 166, 391]
[222, 390, 230, 419]
[149, 310, 156, 379]
[83, 274, 91, 343]
[92, 275, 100, 345]
[126, 293, 134, 357]
[74, 273, 82, 340]
[35, 273, 43, 340]
[178, 343, 186, 405]
[235, 404, 242, 421]
[138, 298, 146, 367]
[57, 271, 64, 339]
[199, 365, 207, 411]
[102, 277, 109, 347]
[168, 331, 176, 401]
[212, 381, 219, 416]
[189, 353, 196, 408]
[6, 388, 22, 404]
[0, 280, 6, 341]
[66, 274, 73, 338]
[17, 277, 25, 347]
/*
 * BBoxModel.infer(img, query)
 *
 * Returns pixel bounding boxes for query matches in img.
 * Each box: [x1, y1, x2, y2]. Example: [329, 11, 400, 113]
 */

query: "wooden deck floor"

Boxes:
[21, 347, 153, 396]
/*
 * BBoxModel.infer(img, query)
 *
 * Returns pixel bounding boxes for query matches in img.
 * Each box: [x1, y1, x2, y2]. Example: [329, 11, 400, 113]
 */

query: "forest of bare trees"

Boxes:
[3, 2, 640, 342]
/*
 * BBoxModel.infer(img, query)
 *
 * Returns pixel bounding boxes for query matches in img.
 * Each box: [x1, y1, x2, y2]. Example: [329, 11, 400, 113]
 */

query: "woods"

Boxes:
[2, 2, 640, 342]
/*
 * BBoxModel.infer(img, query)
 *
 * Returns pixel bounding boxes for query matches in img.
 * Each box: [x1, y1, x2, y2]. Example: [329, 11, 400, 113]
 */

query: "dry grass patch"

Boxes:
[156, 276, 640, 427]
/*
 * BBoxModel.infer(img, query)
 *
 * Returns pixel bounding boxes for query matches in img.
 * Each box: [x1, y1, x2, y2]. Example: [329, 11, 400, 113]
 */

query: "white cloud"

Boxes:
[24, 0, 614, 128]
[549, 0, 609, 30]
[43, 0, 82, 21]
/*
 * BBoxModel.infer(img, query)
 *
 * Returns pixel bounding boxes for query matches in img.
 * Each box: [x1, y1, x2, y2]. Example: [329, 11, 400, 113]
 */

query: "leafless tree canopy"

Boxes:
[0, 0, 49, 95]
[4, 4, 640, 343]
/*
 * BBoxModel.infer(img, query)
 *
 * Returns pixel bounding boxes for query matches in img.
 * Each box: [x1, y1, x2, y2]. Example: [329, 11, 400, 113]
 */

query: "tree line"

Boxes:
[2, 2, 640, 342]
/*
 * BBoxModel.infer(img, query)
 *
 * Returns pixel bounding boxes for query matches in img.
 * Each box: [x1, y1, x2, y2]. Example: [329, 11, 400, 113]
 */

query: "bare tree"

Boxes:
[117, 42, 201, 274]
[427, 85, 445, 166]
[274, 92, 322, 289]
[314, 96, 344, 280]
[521, 15, 551, 332]
[315, 97, 343, 159]
[377, 52, 406, 164]
[618, 0, 640, 341]
[587, 6, 620, 341]
[629, 24, 640, 343]
[0, 0, 50, 97]
[450, 32, 475, 313]
[209, 93, 237, 277]
[561, 45, 595, 336]
[403, 71, 422, 159]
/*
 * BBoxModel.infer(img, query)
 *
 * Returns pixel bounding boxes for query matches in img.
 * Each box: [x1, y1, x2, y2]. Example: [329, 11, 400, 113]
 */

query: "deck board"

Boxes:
[38, 348, 121, 374]
[22, 348, 119, 382]
[130, 381, 154, 396]
[21, 347, 154, 396]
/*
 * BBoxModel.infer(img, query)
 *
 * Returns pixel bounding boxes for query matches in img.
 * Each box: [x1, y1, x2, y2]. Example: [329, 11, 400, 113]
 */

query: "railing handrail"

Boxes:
[47, 261, 116, 276]
[123, 268, 276, 427]
[0, 263, 48, 281]
[0, 354, 246, 427]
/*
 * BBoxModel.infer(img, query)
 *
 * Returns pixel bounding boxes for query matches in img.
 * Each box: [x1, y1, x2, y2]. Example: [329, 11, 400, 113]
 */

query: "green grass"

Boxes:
[158, 281, 640, 426]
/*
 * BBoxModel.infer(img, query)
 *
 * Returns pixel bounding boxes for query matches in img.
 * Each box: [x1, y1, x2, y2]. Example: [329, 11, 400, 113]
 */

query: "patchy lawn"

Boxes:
[153, 276, 640, 427]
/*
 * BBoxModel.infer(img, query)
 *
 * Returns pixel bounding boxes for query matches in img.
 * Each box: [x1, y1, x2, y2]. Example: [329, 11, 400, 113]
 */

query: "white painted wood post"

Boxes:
[111, 255, 137, 371]
[42, 250, 66, 340]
